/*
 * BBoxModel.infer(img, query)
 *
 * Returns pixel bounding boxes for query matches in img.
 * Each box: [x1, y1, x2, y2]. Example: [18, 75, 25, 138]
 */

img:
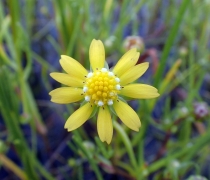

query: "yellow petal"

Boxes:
[89, 39, 105, 71]
[113, 48, 140, 77]
[50, 73, 83, 87]
[60, 55, 88, 79]
[120, 62, 149, 85]
[64, 103, 93, 131]
[49, 87, 83, 104]
[120, 84, 160, 99]
[97, 106, 113, 144]
[113, 100, 141, 131]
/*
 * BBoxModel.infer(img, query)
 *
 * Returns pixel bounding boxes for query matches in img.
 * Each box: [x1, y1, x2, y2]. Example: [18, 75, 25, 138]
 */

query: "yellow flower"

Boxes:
[49, 39, 159, 144]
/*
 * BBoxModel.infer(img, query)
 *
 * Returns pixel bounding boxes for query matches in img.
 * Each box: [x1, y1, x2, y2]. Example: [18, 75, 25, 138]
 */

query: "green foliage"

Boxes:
[0, 0, 210, 179]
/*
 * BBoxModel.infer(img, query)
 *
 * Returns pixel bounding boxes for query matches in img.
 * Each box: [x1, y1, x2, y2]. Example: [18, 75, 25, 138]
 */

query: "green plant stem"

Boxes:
[66, 12, 83, 56]
[154, 0, 190, 87]
[137, 140, 144, 167]
[54, 0, 69, 47]
[145, 130, 210, 177]
[0, 154, 27, 180]
[73, 136, 103, 180]
[8, 0, 20, 42]
[113, 121, 140, 178]
[0, 67, 54, 180]
[115, 161, 136, 175]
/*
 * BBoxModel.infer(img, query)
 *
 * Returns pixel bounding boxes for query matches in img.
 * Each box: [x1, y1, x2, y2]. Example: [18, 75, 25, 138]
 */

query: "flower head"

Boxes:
[123, 35, 145, 52]
[194, 102, 209, 119]
[49, 39, 159, 144]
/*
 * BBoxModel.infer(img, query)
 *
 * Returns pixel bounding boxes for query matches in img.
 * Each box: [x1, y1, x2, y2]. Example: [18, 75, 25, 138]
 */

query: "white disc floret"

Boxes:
[87, 72, 93, 78]
[115, 77, 120, 83]
[83, 86, 88, 92]
[98, 100, 104, 106]
[108, 99, 113, 105]
[116, 84, 121, 90]
[85, 96, 90, 101]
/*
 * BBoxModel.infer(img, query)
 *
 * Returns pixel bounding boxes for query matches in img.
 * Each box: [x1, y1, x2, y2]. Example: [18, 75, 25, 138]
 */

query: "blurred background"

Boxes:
[0, 0, 210, 179]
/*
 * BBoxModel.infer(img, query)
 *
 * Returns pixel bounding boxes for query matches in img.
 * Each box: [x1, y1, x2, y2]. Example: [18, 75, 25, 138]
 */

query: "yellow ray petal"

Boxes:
[60, 55, 88, 79]
[113, 48, 140, 77]
[120, 62, 149, 85]
[89, 39, 105, 71]
[97, 106, 113, 144]
[120, 84, 160, 99]
[64, 103, 93, 131]
[113, 100, 141, 131]
[49, 87, 83, 104]
[50, 73, 83, 87]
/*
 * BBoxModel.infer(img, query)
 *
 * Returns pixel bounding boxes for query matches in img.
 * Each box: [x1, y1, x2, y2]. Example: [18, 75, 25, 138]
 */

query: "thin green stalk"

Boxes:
[154, 0, 190, 86]
[24, 82, 43, 123]
[54, 0, 69, 47]
[137, 140, 144, 167]
[0, 44, 17, 70]
[186, 25, 195, 106]
[1, 25, 17, 61]
[32, 52, 55, 71]
[24, 0, 36, 36]
[115, 161, 136, 175]
[181, 2, 195, 143]
[18, 63, 38, 154]
[0, 154, 27, 180]
[145, 130, 210, 177]
[67, 142, 78, 154]
[179, 120, 191, 144]
[183, 136, 210, 161]
[66, 12, 83, 56]
[113, 121, 143, 179]
[78, 165, 84, 180]
[114, 0, 147, 45]
[6, 107, 38, 179]
[73, 136, 103, 180]
[46, 36, 62, 55]
[8, 0, 20, 42]
[95, 137, 110, 159]
[0, 67, 54, 179]
[194, 70, 205, 100]
[32, 21, 54, 40]
[34, 158, 55, 180]
[113, 121, 138, 172]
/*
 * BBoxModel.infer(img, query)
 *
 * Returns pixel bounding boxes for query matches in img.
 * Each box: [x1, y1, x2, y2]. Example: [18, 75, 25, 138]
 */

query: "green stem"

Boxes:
[66, 12, 83, 56]
[54, 0, 69, 47]
[154, 0, 190, 87]
[0, 154, 27, 180]
[145, 130, 210, 177]
[73, 136, 103, 180]
[113, 121, 138, 173]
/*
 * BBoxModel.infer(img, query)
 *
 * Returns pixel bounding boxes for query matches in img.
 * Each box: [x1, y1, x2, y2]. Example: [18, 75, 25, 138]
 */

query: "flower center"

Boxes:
[83, 68, 121, 106]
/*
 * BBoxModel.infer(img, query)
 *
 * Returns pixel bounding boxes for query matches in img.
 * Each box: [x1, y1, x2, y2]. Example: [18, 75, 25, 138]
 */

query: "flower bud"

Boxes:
[194, 102, 209, 119]
[123, 36, 145, 53]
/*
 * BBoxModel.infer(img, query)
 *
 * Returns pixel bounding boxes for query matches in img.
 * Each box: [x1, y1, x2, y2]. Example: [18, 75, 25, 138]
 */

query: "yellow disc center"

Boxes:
[83, 68, 121, 106]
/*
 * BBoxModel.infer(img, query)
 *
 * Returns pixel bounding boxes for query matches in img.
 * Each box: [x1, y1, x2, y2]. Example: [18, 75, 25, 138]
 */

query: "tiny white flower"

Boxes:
[108, 100, 113, 105]
[83, 86, 88, 92]
[115, 77, 120, 82]
[87, 72, 93, 78]
[85, 96, 90, 101]
[116, 84, 121, 90]
[98, 100, 104, 106]
[108, 72, 114, 76]
[101, 68, 108, 72]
